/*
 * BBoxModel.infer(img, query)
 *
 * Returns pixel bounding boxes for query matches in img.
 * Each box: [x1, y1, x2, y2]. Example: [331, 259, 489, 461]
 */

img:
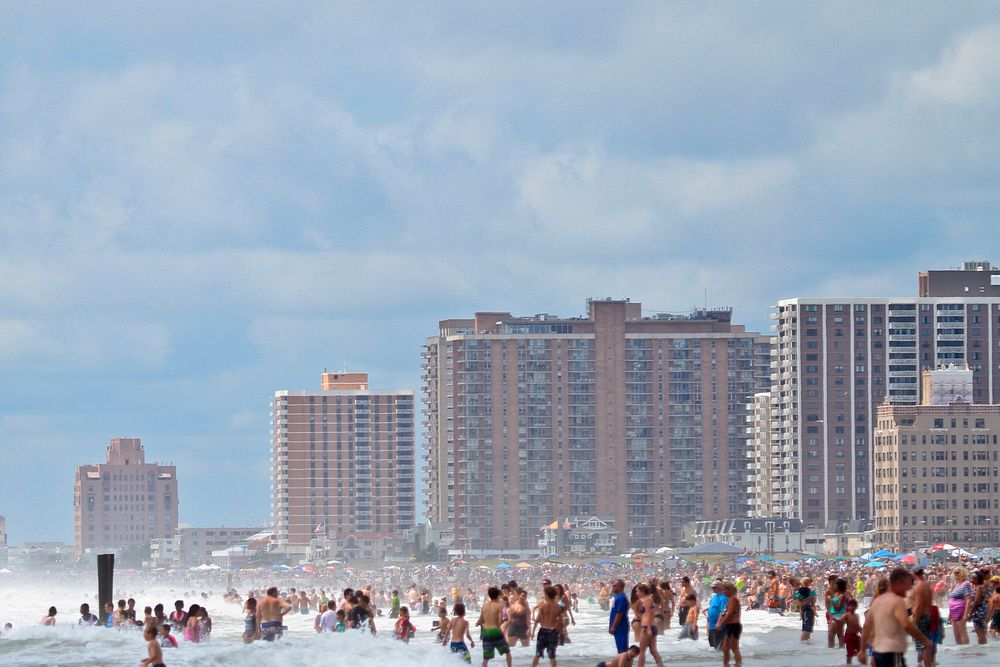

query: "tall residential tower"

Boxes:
[423, 298, 769, 552]
[768, 263, 1000, 527]
[272, 372, 416, 550]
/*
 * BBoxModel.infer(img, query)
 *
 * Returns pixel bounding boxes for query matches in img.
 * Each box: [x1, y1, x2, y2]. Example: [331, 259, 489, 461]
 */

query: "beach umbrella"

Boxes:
[655, 547, 675, 554]
[327, 559, 344, 564]
[632, 552, 650, 558]
[516, 562, 532, 569]
[929, 543, 957, 551]
[864, 561, 884, 568]
[734, 557, 749, 563]
[0, 568, 12, 574]
[898, 555, 917, 565]
[495, 563, 512, 570]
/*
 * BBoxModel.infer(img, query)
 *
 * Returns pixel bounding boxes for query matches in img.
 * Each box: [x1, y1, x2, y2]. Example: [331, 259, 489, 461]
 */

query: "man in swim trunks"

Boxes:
[859, 568, 930, 667]
[478, 587, 512, 667]
[451, 602, 476, 663]
[910, 568, 933, 666]
[596, 645, 640, 667]
[531, 586, 563, 667]
[257, 586, 291, 641]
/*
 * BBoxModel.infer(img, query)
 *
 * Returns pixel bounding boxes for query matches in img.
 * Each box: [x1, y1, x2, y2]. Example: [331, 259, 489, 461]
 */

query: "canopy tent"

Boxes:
[680, 541, 743, 555]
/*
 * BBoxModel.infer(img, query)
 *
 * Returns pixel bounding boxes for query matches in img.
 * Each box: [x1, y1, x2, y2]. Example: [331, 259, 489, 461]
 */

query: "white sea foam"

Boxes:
[1, 577, 997, 667]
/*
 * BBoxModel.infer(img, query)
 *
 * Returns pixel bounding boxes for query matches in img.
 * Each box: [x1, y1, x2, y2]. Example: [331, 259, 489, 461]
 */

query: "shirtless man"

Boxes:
[256, 586, 292, 641]
[478, 587, 512, 667]
[450, 602, 476, 663]
[859, 568, 930, 667]
[597, 645, 641, 667]
[910, 568, 933, 667]
[531, 586, 563, 667]
[139, 624, 165, 667]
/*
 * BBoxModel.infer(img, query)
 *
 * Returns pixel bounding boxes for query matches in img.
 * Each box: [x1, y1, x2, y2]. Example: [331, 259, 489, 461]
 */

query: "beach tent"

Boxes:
[680, 541, 743, 555]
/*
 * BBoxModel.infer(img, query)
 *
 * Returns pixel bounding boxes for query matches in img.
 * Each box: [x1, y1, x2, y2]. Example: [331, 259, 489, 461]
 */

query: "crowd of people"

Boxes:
[7, 556, 1000, 666]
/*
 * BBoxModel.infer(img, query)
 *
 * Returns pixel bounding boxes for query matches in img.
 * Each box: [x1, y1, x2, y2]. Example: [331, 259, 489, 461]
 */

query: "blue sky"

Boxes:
[1, 2, 999, 544]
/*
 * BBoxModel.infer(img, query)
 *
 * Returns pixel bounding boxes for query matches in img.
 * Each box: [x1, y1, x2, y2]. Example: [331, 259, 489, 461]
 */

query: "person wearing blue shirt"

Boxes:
[705, 580, 729, 649]
[608, 579, 630, 653]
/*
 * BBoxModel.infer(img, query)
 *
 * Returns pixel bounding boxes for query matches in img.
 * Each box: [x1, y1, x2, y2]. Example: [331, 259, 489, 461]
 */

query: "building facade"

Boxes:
[770, 293, 1000, 528]
[423, 299, 770, 552]
[272, 372, 416, 547]
[537, 516, 618, 556]
[73, 437, 178, 557]
[873, 368, 1000, 551]
[747, 392, 775, 518]
[687, 517, 808, 553]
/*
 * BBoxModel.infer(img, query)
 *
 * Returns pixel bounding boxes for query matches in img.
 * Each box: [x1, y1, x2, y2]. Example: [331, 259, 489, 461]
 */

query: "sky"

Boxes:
[1, 2, 1000, 544]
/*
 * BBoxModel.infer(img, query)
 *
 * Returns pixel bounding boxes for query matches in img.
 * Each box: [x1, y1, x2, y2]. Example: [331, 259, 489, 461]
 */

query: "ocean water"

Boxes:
[1, 577, 999, 667]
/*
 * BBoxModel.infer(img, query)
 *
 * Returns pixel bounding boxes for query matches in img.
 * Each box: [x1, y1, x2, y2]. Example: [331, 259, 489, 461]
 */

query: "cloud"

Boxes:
[1, 4, 999, 542]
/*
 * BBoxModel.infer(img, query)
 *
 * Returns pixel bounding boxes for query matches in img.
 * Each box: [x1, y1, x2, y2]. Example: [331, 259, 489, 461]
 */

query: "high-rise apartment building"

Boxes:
[272, 371, 416, 547]
[770, 269, 1000, 527]
[423, 299, 769, 552]
[747, 392, 775, 518]
[872, 367, 1000, 551]
[73, 437, 178, 557]
[919, 261, 1000, 297]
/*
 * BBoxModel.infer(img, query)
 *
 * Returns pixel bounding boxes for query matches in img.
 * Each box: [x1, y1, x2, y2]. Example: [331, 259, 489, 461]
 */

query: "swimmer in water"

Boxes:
[40, 606, 57, 626]
[139, 624, 165, 667]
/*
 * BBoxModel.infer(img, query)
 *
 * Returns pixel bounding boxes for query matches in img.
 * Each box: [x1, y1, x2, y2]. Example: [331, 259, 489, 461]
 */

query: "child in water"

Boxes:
[843, 600, 861, 664]
[139, 624, 165, 667]
[393, 606, 416, 643]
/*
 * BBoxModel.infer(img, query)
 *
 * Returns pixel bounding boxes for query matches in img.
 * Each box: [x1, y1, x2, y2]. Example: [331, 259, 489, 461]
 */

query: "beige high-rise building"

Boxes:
[872, 366, 1000, 551]
[272, 372, 416, 548]
[423, 298, 770, 552]
[73, 438, 178, 557]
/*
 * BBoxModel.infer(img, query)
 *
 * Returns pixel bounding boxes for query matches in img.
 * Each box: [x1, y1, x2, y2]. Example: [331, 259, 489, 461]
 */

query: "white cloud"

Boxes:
[910, 25, 1000, 107]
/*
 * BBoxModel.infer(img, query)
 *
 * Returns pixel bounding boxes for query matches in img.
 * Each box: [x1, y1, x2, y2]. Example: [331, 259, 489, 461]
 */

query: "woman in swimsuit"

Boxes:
[717, 582, 743, 667]
[629, 586, 642, 643]
[506, 590, 530, 647]
[243, 598, 258, 643]
[635, 584, 664, 667]
[968, 571, 989, 644]
[183, 604, 201, 643]
[949, 567, 973, 645]
[827, 578, 848, 649]
[659, 582, 674, 630]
